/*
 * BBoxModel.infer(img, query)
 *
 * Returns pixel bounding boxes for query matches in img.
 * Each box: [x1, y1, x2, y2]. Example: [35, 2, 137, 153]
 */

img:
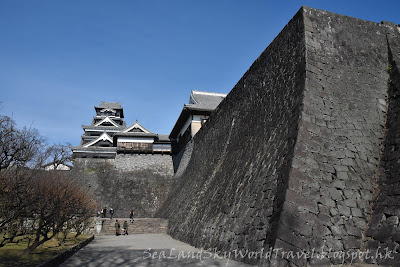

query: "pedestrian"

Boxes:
[129, 209, 135, 223]
[123, 221, 128, 235]
[100, 209, 103, 218]
[110, 208, 114, 219]
[115, 220, 121, 236]
[96, 209, 100, 217]
[103, 207, 107, 218]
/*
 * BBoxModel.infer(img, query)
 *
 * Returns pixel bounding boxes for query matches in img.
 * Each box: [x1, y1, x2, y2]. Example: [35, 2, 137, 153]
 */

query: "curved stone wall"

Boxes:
[157, 6, 400, 266]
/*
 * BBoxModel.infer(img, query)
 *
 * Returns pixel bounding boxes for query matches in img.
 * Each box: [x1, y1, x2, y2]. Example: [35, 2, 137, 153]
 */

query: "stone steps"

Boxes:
[96, 218, 168, 235]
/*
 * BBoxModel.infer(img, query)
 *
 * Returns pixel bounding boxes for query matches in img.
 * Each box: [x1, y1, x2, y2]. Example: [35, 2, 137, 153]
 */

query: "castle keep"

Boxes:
[157, 6, 400, 266]
[71, 101, 171, 159]
[71, 102, 174, 218]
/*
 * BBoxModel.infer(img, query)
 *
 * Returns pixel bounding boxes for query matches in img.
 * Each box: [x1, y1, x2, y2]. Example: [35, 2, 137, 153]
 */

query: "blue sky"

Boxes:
[0, 0, 399, 146]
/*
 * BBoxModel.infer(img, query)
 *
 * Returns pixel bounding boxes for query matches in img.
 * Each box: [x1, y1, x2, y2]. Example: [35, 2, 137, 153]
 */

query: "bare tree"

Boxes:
[0, 113, 94, 252]
[23, 171, 94, 253]
[0, 168, 40, 247]
[0, 116, 44, 170]
[40, 143, 72, 170]
[0, 115, 45, 246]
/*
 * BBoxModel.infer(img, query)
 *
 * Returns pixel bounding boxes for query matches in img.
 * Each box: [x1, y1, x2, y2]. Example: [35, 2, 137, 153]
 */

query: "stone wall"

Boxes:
[364, 22, 400, 265]
[157, 7, 307, 266]
[115, 154, 174, 176]
[273, 7, 390, 266]
[171, 139, 194, 173]
[73, 154, 173, 218]
[157, 6, 400, 266]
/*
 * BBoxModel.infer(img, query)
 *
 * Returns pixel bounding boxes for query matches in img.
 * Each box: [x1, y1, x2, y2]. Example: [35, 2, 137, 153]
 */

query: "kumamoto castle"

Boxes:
[68, 7, 400, 266]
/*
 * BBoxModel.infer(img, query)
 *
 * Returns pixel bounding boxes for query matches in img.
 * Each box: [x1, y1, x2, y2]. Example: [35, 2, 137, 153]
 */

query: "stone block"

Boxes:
[318, 214, 332, 226]
[386, 216, 399, 225]
[364, 239, 380, 250]
[341, 199, 357, 208]
[345, 224, 362, 237]
[282, 200, 298, 215]
[329, 225, 346, 236]
[309, 237, 324, 251]
[285, 189, 319, 213]
[351, 207, 363, 218]
[330, 207, 339, 216]
[360, 190, 373, 201]
[352, 217, 367, 229]
[313, 222, 331, 237]
[328, 188, 343, 200]
[357, 199, 370, 209]
[375, 226, 395, 243]
[298, 211, 318, 223]
[342, 236, 361, 250]
[336, 171, 349, 180]
[332, 179, 346, 189]
[274, 239, 307, 267]
[280, 212, 313, 236]
[337, 205, 351, 216]
[320, 196, 336, 207]
[288, 176, 301, 192]
[276, 224, 309, 250]
[344, 180, 359, 189]
[316, 204, 329, 215]
[324, 237, 344, 251]
[343, 189, 356, 199]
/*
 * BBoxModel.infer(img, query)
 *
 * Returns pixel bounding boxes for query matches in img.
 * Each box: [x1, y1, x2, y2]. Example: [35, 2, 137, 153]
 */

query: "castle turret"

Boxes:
[71, 101, 171, 158]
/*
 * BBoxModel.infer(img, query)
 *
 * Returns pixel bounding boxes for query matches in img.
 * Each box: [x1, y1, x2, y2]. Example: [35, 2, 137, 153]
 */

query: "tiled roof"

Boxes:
[123, 121, 153, 134]
[70, 146, 117, 152]
[95, 101, 122, 109]
[170, 90, 227, 138]
[157, 134, 170, 142]
[81, 135, 97, 139]
[82, 125, 126, 130]
[114, 132, 157, 138]
[185, 90, 227, 111]
[91, 119, 126, 127]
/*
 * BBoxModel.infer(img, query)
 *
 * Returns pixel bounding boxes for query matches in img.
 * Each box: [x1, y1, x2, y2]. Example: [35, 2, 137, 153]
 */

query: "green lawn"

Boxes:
[0, 233, 91, 267]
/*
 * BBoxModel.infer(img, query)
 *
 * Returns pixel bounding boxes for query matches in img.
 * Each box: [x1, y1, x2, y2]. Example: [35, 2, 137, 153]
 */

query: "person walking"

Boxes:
[129, 209, 134, 223]
[103, 207, 107, 218]
[123, 221, 128, 235]
[115, 220, 121, 236]
[110, 208, 114, 219]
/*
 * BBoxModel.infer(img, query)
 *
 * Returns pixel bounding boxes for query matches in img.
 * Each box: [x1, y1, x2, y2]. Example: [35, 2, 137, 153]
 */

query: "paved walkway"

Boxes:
[60, 234, 253, 267]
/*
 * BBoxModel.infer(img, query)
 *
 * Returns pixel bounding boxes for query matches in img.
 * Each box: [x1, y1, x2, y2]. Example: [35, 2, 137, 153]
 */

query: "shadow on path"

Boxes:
[60, 234, 253, 267]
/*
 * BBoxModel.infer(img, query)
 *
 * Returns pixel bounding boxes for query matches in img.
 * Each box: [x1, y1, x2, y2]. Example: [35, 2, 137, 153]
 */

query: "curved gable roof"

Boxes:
[83, 132, 113, 147]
